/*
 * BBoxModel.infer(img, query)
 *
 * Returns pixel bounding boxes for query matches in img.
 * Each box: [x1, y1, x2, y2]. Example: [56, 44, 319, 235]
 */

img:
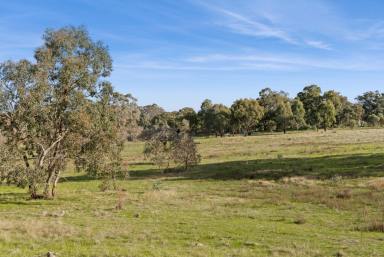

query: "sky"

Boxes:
[1, 0, 384, 110]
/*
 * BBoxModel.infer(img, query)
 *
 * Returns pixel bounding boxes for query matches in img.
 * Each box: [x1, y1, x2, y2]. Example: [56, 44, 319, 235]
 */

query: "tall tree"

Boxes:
[230, 98, 264, 135]
[0, 26, 125, 198]
[357, 91, 384, 120]
[198, 99, 215, 135]
[258, 88, 289, 131]
[211, 104, 231, 137]
[177, 107, 198, 134]
[291, 98, 306, 130]
[319, 100, 336, 131]
[297, 85, 322, 129]
[139, 104, 165, 129]
[275, 100, 293, 134]
[323, 90, 349, 126]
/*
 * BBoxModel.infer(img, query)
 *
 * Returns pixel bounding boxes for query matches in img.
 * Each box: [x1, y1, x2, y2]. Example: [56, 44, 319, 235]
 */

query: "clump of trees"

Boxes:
[142, 86, 383, 136]
[0, 27, 133, 198]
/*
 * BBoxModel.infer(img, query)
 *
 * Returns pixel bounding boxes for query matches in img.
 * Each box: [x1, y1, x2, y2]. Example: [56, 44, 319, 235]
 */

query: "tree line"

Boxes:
[138, 87, 384, 136]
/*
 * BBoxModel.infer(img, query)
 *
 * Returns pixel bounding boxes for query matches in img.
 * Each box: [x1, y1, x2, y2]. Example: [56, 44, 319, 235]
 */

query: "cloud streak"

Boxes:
[113, 51, 384, 72]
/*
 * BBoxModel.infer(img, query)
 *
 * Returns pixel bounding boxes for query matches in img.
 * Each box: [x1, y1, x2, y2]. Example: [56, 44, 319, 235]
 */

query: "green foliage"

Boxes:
[143, 128, 176, 169]
[230, 98, 264, 135]
[75, 83, 131, 190]
[171, 133, 201, 170]
[0, 26, 129, 198]
[297, 85, 322, 128]
[357, 91, 384, 119]
[319, 100, 336, 131]
[275, 100, 293, 133]
[291, 98, 306, 130]
[143, 128, 201, 170]
[211, 104, 231, 137]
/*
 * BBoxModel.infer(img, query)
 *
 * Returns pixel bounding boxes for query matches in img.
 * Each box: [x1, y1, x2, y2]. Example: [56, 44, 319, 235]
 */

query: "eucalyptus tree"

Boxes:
[0, 26, 126, 198]
[319, 100, 336, 131]
[291, 98, 306, 130]
[211, 104, 231, 137]
[230, 98, 264, 135]
[275, 100, 293, 134]
[297, 85, 322, 129]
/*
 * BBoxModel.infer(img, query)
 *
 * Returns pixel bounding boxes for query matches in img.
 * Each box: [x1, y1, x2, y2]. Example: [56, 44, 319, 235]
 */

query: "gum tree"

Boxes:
[0, 26, 124, 198]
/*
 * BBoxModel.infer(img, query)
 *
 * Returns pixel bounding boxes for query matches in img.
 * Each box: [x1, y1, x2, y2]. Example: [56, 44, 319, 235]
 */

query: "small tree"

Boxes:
[172, 133, 201, 170]
[144, 128, 201, 171]
[143, 128, 176, 169]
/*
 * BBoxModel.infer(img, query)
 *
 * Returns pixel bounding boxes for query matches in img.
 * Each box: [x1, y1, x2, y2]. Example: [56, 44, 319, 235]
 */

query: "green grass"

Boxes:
[2, 128, 384, 256]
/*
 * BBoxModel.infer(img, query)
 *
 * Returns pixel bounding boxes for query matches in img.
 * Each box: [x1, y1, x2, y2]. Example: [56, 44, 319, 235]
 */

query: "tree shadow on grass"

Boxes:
[0, 192, 58, 205]
[129, 153, 384, 181]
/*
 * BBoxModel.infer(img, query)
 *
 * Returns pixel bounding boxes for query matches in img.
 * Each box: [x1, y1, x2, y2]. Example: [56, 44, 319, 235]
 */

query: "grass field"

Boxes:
[1, 128, 384, 256]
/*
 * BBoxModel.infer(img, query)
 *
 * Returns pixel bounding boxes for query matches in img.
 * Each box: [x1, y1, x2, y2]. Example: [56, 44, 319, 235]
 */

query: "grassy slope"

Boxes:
[1, 129, 384, 256]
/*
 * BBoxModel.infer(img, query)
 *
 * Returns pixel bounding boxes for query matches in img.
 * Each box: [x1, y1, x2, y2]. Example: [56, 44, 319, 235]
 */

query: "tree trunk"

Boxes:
[43, 170, 54, 198]
[51, 170, 61, 197]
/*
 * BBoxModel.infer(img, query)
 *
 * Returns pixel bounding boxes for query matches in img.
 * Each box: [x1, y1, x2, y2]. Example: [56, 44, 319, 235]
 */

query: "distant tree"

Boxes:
[139, 104, 165, 129]
[319, 100, 336, 131]
[357, 91, 384, 120]
[198, 99, 215, 135]
[177, 107, 198, 134]
[338, 103, 364, 128]
[297, 85, 322, 129]
[323, 90, 349, 126]
[152, 111, 178, 129]
[0, 26, 120, 198]
[367, 114, 381, 127]
[143, 128, 175, 169]
[258, 88, 289, 131]
[290, 98, 306, 130]
[211, 104, 231, 137]
[144, 128, 200, 171]
[275, 100, 293, 134]
[230, 98, 264, 135]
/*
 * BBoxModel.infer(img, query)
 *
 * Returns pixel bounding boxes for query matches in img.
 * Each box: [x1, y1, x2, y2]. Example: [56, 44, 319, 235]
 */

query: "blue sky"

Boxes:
[1, 0, 384, 110]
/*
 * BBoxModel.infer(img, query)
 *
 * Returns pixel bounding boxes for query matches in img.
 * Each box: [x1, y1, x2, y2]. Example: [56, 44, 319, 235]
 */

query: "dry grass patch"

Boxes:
[248, 179, 276, 187]
[336, 189, 353, 199]
[368, 178, 384, 191]
[142, 188, 178, 202]
[358, 220, 384, 233]
[0, 219, 77, 240]
[280, 176, 317, 186]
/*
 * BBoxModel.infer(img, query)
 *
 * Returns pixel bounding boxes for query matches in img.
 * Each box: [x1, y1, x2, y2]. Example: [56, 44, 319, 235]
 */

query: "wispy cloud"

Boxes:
[304, 40, 332, 50]
[346, 20, 384, 41]
[114, 51, 384, 72]
[213, 7, 297, 44]
[193, 1, 338, 51]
